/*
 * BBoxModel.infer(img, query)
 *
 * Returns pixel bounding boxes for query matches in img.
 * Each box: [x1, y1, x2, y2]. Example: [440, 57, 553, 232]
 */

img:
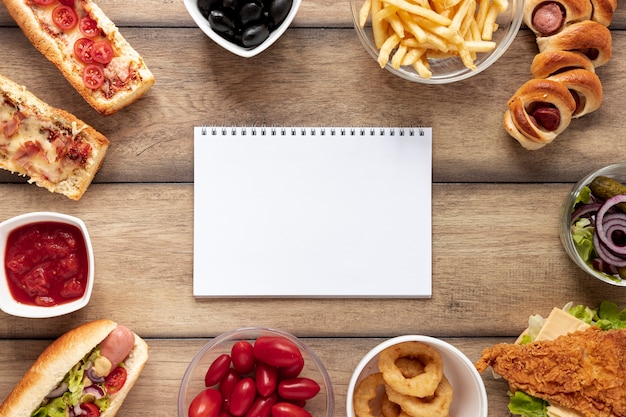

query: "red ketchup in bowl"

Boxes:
[4, 221, 89, 307]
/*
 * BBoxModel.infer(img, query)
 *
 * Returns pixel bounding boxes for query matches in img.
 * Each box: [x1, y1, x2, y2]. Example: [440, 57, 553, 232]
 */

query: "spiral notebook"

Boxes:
[193, 126, 432, 297]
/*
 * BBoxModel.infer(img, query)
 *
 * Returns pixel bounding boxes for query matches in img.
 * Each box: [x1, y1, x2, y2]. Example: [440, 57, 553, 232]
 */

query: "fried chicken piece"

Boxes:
[475, 327, 626, 417]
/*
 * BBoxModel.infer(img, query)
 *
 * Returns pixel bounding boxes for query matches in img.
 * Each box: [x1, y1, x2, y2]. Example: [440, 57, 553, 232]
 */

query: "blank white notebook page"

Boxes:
[193, 126, 432, 297]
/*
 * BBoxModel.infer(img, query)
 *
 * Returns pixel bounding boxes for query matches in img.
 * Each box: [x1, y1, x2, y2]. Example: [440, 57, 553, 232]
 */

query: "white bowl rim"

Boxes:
[346, 335, 488, 417]
[0, 211, 94, 318]
[178, 326, 335, 417]
[183, 0, 303, 58]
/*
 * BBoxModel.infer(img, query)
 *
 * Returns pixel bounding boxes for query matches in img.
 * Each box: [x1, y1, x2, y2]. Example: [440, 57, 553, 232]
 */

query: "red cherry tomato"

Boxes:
[74, 38, 94, 64]
[219, 411, 233, 417]
[79, 16, 100, 37]
[244, 394, 277, 417]
[92, 40, 114, 64]
[277, 356, 304, 379]
[255, 362, 277, 397]
[218, 368, 241, 408]
[59, 0, 75, 6]
[205, 354, 232, 387]
[82, 64, 104, 89]
[231, 340, 255, 374]
[104, 367, 127, 394]
[189, 388, 223, 417]
[229, 377, 256, 417]
[277, 378, 320, 401]
[253, 336, 303, 368]
[81, 403, 101, 417]
[271, 402, 312, 417]
[52, 5, 78, 30]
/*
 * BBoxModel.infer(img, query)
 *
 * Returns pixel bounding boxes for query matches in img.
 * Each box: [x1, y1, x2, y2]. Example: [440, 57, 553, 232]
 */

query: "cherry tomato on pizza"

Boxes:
[92, 40, 114, 64]
[58, 0, 75, 6]
[74, 38, 94, 64]
[79, 16, 100, 37]
[82, 64, 105, 89]
[52, 5, 78, 30]
[104, 367, 127, 394]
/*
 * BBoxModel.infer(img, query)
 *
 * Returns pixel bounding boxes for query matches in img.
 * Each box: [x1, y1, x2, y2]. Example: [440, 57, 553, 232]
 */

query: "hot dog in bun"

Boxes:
[0, 319, 149, 417]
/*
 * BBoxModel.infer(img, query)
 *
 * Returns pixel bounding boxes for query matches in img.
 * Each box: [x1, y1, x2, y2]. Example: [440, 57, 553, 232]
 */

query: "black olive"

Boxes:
[198, 0, 219, 17]
[268, 0, 292, 26]
[239, 1, 264, 26]
[208, 9, 236, 33]
[241, 23, 270, 47]
[221, 0, 240, 12]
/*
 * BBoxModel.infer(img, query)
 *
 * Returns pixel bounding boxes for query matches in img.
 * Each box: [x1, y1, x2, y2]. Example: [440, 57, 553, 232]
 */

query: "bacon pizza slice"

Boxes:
[0, 72, 109, 200]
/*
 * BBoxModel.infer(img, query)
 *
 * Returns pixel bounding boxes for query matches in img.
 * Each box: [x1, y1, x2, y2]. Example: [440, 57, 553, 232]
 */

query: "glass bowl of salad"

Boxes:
[560, 163, 626, 286]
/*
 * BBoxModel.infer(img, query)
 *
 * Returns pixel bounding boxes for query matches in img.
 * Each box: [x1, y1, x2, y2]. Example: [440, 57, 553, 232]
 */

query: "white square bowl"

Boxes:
[0, 212, 94, 318]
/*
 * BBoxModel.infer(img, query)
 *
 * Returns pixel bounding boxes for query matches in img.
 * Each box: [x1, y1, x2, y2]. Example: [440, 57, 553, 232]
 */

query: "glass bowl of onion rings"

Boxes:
[560, 163, 626, 286]
[346, 335, 488, 417]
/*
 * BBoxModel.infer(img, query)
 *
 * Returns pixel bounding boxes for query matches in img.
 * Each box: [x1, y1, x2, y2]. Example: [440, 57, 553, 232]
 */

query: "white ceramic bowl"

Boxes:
[560, 163, 626, 286]
[184, 0, 302, 57]
[347, 335, 488, 417]
[0, 212, 94, 318]
[349, 0, 523, 83]
[178, 327, 334, 417]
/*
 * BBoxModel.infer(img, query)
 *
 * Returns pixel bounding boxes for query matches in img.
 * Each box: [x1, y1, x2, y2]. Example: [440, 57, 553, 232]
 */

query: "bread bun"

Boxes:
[536, 20, 612, 68]
[530, 50, 595, 78]
[523, 0, 592, 36]
[590, 0, 617, 25]
[0, 319, 149, 417]
[547, 68, 602, 118]
[504, 78, 576, 150]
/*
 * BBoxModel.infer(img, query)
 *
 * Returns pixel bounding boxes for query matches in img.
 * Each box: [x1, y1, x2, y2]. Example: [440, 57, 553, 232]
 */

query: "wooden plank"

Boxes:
[0, 182, 623, 340]
[1, 27, 624, 184]
[1, 0, 625, 28]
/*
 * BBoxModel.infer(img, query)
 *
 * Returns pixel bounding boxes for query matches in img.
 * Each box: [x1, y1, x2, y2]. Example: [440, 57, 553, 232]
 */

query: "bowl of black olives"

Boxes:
[184, 0, 301, 57]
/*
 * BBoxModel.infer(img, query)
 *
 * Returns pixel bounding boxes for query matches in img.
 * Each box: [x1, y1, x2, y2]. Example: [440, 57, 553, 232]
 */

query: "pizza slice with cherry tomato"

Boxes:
[1, 0, 155, 115]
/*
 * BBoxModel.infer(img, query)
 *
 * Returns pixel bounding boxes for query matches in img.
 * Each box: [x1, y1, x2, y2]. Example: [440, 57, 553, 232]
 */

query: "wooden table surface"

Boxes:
[1, 0, 626, 416]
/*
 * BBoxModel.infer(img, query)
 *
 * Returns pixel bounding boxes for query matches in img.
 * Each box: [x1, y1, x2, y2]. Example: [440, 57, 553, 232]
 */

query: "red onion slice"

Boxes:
[571, 202, 602, 225]
[592, 194, 626, 267]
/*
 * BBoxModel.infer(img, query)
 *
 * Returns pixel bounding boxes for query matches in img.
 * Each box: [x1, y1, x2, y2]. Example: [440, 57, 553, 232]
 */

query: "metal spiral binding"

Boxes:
[201, 126, 426, 137]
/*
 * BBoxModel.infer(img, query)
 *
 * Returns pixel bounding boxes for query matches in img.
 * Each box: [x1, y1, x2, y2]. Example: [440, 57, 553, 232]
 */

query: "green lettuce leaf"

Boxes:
[508, 391, 548, 417]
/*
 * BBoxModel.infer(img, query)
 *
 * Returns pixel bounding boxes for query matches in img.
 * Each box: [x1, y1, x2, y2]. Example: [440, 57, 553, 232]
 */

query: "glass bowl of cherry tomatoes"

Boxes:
[178, 327, 334, 417]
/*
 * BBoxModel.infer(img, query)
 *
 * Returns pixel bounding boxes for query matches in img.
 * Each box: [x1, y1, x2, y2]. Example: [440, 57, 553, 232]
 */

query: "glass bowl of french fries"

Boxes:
[350, 0, 523, 83]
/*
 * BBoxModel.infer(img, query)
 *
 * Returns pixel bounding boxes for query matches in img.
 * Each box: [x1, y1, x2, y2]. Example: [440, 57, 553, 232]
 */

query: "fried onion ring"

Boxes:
[395, 357, 425, 378]
[353, 372, 386, 417]
[381, 392, 402, 417]
[378, 342, 443, 397]
[385, 376, 454, 417]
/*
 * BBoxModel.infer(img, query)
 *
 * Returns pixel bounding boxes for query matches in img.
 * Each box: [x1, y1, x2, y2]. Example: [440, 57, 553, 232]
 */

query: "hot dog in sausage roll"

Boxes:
[0, 319, 149, 417]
